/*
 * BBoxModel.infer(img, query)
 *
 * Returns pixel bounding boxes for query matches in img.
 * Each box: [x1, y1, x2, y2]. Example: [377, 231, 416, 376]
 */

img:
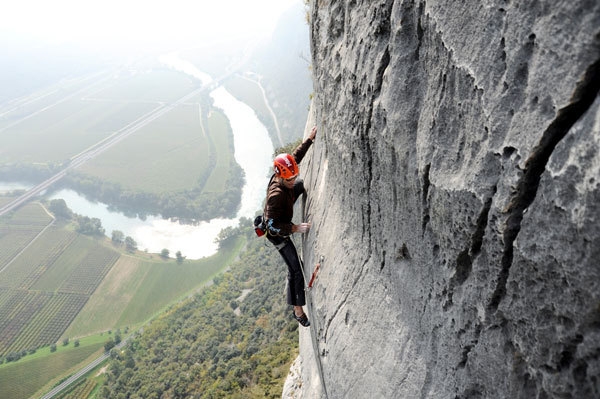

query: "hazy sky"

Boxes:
[1, 0, 301, 50]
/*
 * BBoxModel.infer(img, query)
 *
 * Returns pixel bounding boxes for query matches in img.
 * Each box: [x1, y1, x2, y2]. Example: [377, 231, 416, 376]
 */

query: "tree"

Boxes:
[104, 338, 116, 353]
[125, 236, 137, 252]
[160, 248, 170, 259]
[112, 230, 125, 244]
[74, 339, 80, 347]
[48, 199, 72, 220]
[77, 216, 105, 236]
[50, 344, 57, 353]
[214, 226, 238, 250]
[6, 352, 21, 362]
[62, 337, 69, 346]
[176, 251, 185, 263]
[274, 139, 302, 157]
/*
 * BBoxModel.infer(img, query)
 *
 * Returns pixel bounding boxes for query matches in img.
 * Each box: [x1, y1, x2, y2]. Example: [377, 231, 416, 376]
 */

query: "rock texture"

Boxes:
[294, 1, 600, 398]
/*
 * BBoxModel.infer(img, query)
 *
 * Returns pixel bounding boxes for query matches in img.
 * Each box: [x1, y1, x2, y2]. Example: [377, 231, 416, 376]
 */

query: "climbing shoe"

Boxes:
[293, 312, 310, 327]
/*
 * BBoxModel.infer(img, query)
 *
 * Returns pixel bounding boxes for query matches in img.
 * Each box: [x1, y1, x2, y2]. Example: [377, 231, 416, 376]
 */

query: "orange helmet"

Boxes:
[273, 154, 298, 179]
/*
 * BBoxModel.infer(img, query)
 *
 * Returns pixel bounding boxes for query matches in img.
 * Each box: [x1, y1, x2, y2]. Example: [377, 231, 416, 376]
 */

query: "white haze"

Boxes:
[1, 0, 300, 51]
[1, 0, 305, 258]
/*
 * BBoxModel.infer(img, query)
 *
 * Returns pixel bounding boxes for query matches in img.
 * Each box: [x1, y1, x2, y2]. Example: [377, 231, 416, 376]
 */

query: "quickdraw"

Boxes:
[308, 255, 324, 288]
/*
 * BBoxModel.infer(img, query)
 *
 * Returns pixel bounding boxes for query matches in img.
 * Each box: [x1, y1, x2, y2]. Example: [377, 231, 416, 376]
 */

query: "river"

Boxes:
[4, 54, 274, 259]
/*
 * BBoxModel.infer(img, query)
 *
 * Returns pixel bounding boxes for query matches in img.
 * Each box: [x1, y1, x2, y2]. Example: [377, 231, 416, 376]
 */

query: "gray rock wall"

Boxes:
[294, 1, 600, 398]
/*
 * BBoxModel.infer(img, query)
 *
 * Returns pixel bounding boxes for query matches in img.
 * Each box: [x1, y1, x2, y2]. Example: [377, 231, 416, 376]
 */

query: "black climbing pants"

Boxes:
[267, 178, 306, 306]
[267, 235, 306, 306]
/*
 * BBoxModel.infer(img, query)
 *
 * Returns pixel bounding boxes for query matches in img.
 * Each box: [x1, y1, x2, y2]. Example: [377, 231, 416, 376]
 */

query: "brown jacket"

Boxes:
[263, 138, 314, 237]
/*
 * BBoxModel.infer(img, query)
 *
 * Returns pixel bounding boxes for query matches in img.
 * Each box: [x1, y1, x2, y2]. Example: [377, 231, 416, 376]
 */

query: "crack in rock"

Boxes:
[444, 189, 495, 311]
[489, 58, 600, 312]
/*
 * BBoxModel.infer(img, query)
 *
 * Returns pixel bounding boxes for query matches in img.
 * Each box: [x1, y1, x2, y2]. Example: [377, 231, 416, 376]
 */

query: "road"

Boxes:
[38, 338, 130, 399]
[238, 73, 284, 148]
[0, 212, 55, 274]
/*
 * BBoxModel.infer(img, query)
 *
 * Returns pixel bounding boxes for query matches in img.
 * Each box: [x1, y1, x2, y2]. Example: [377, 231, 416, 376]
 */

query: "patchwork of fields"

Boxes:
[0, 203, 119, 357]
[0, 200, 244, 357]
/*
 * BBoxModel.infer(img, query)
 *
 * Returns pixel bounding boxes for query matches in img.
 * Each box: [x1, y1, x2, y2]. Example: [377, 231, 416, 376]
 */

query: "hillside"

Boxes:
[292, 1, 600, 398]
[96, 228, 300, 399]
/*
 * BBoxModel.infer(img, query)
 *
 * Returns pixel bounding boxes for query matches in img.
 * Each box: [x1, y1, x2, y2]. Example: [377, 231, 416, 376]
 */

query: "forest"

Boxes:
[59, 163, 244, 221]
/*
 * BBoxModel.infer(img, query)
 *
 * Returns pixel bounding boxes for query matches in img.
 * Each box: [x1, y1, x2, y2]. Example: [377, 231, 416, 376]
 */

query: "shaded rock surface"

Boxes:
[293, 1, 600, 398]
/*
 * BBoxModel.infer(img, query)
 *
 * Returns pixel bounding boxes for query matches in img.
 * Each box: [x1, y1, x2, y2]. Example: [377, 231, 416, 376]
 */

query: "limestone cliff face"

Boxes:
[292, 1, 600, 398]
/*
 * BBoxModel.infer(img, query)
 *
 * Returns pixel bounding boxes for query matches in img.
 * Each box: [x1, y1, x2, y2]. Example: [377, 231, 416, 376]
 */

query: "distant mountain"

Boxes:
[248, 2, 312, 144]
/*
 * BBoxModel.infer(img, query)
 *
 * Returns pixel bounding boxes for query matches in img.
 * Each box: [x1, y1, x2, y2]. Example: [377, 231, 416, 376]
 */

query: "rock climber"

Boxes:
[263, 126, 317, 327]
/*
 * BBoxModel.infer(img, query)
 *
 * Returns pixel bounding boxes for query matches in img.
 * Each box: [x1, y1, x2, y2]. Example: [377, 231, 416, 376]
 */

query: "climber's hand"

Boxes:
[308, 126, 317, 141]
[293, 223, 311, 234]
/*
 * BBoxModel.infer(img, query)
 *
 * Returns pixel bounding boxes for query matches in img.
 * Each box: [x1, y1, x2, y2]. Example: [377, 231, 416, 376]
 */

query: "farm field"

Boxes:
[204, 109, 234, 193]
[0, 202, 54, 271]
[77, 102, 234, 195]
[64, 236, 244, 338]
[0, 58, 264, 360]
[0, 202, 245, 357]
[0, 70, 168, 165]
[0, 202, 120, 357]
[0, 196, 14, 207]
[0, 71, 112, 132]
[0, 335, 105, 399]
[57, 377, 99, 399]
